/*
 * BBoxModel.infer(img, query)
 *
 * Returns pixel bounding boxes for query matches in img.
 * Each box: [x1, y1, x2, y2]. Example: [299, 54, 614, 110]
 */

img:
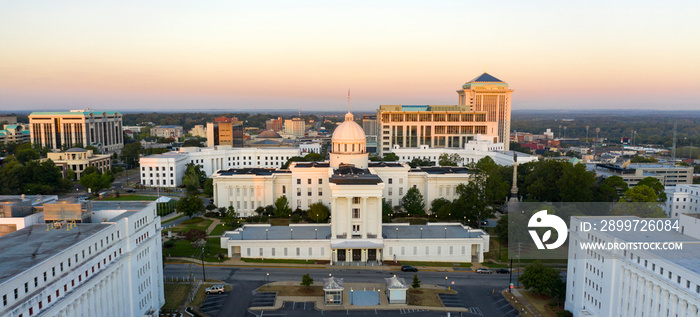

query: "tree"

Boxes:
[438, 153, 461, 166]
[79, 170, 113, 193]
[635, 177, 667, 202]
[82, 166, 101, 177]
[15, 148, 39, 164]
[308, 202, 329, 222]
[183, 138, 204, 147]
[185, 228, 206, 242]
[597, 175, 628, 202]
[411, 274, 421, 288]
[401, 187, 426, 215]
[623, 185, 657, 202]
[476, 157, 510, 204]
[383, 153, 399, 162]
[556, 162, 597, 202]
[177, 194, 204, 218]
[408, 158, 433, 168]
[273, 196, 292, 218]
[222, 206, 239, 229]
[455, 179, 491, 227]
[304, 152, 324, 161]
[300, 273, 314, 287]
[203, 178, 214, 196]
[519, 261, 562, 296]
[182, 163, 206, 193]
[121, 142, 143, 167]
[430, 198, 452, 219]
[495, 215, 508, 246]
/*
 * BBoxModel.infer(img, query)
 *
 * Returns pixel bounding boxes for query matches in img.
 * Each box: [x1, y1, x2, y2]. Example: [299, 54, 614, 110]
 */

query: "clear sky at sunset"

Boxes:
[1, 1, 698, 112]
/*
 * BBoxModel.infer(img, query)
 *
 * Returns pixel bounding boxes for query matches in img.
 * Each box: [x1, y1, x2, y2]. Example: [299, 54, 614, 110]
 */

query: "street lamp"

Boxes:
[463, 216, 466, 225]
[265, 228, 268, 240]
[445, 276, 448, 290]
[201, 244, 207, 286]
[290, 228, 294, 239]
[420, 227, 423, 238]
[395, 227, 398, 239]
[266, 272, 269, 283]
[448, 213, 451, 222]
[444, 227, 447, 238]
[315, 228, 318, 239]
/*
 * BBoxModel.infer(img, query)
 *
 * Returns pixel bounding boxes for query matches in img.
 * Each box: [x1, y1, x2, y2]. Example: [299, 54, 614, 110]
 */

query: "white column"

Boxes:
[669, 294, 678, 317]
[361, 197, 367, 238]
[331, 198, 337, 237]
[659, 290, 669, 317]
[82, 294, 90, 317]
[677, 299, 687, 317]
[651, 285, 661, 317]
[688, 304, 698, 317]
[643, 281, 653, 314]
[346, 197, 352, 238]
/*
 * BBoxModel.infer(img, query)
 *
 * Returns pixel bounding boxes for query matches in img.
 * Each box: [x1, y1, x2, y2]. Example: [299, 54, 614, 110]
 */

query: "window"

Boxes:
[52, 268, 55, 276]
[3, 294, 6, 306]
[308, 179, 311, 185]
[297, 188, 301, 196]
[24, 283, 28, 293]
[297, 179, 301, 184]
[271, 248, 275, 256]
[296, 248, 300, 256]
[318, 189, 323, 196]
[352, 225, 360, 233]
[318, 178, 322, 184]
[388, 188, 392, 195]
[353, 197, 361, 204]
[352, 208, 360, 218]
[388, 178, 393, 184]
[284, 248, 288, 256]
[34, 277, 37, 287]
[14, 288, 17, 299]
[43, 272, 46, 282]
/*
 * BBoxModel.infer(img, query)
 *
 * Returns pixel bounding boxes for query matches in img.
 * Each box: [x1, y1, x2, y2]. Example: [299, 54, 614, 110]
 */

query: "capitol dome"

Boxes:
[332, 112, 366, 142]
[329, 112, 368, 169]
[258, 130, 282, 139]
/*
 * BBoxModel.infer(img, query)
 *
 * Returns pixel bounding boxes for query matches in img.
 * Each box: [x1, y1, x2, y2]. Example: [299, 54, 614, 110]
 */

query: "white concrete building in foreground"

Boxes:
[565, 215, 700, 317]
[139, 146, 302, 187]
[0, 201, 164, 317]
[665, 184, 700, 218]
[390, 134, 537, 166]
[218, 112, 490, 264]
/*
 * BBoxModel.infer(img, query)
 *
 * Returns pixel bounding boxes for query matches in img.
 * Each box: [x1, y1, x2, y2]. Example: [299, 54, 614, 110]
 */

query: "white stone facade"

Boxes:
[390, 135, 537, 167]
[565, 216, 700, 317]
[139, 146, 302, 187]
[0, 201, 164, 317]
[666, 185, 700, 218]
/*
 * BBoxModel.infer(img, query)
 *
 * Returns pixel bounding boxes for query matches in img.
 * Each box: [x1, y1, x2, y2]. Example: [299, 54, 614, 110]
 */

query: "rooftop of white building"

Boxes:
[574, 216, 700, 275]
[0, 223, 111, 285]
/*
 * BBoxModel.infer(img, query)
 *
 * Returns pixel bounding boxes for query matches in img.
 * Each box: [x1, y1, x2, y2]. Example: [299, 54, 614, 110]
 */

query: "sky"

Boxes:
[1, 0, 699, 112]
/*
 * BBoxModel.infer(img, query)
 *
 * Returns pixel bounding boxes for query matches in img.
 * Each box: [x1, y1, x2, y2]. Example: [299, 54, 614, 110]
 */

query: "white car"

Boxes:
[476, 268, 492, 274]
[205, 284, 225, 294]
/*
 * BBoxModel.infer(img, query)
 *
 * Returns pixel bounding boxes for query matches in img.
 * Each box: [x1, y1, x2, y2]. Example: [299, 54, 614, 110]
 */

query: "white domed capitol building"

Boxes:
[214, 112, 489, 264]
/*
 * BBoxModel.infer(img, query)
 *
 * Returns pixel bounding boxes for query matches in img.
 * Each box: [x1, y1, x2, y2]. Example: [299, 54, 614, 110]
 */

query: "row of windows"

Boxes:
[297, 178, 324, 185]
[247, 246, 325, 257]
[387, 245, 466, 256]
[3, 248, 122, 316]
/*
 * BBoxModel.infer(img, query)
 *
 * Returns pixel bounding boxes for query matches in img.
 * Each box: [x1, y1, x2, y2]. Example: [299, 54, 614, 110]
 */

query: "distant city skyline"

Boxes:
[1, 1, 699, 111]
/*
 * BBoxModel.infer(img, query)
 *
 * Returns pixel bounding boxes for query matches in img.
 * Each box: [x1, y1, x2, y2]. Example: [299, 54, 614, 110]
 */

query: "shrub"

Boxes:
[163, 240, 175, 248]
[185, 228, 206, 242]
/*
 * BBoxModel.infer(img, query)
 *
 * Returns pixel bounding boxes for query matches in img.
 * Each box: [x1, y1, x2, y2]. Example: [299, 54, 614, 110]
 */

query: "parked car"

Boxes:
[401, 265, 418, 272]
[476, 268, 492, 274]
[205, 284, 225, 294]
[496, 269, 510, 274]
[126, 189, 136, 193]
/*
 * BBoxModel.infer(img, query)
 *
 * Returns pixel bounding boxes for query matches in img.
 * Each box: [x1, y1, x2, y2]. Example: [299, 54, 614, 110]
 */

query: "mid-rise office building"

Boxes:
[28, 110, 124, 154]
[206, 117, 243, 148]
[0, 200, 165, 317]
[377, 105, 498, 156]
[283, 118, 306, 138]
[0, 125, 30, 144]
[45, 148, 112, 180]
[566, 215, 700, 316]
[188, 125, 206, 138]
[588, 163, 693, 188]
[362, 115, 377, 138]
[150, 125, 183, 139]
[457, 73, 513, 150]
[266, 117, 283, 132]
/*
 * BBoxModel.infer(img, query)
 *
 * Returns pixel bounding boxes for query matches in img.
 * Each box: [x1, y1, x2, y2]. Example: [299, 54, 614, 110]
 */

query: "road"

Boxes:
[164, 265, 514, 317]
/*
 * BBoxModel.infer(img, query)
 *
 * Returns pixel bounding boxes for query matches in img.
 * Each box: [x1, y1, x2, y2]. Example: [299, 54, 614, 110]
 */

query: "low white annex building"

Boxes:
[390, 134, 537, 166]
[139, 146, 302, 187]
[565, 215, 700, 317]
[0, 200, 165, 317]
[217, 113, 490, 264]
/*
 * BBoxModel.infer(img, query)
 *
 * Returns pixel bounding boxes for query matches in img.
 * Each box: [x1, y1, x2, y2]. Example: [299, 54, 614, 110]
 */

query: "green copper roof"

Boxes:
[462, 73, 509, 89]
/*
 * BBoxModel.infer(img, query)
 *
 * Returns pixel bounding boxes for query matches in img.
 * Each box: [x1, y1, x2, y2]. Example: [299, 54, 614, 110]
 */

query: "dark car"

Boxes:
[126, 189, 136, 193]
[401, 265, 418, 272]
[496, 269, 510, 274]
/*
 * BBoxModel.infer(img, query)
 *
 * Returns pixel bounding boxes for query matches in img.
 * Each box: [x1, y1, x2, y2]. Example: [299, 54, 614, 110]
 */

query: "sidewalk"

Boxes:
[506, 288, 545, 317]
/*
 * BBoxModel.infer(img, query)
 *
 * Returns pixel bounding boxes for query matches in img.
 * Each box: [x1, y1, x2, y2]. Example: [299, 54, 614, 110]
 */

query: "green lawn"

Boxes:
[270, 218, 289, 226]
[164, 237, 227, 262]
[400, 261, 472, 268]
[100, 195, 158, 201]
[209, 224, 224, 236]
[162, 214, 185, 224]
[165, 217, 213, 233]
[163, 283, 191, 310]
[483, 261, 510, 268]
